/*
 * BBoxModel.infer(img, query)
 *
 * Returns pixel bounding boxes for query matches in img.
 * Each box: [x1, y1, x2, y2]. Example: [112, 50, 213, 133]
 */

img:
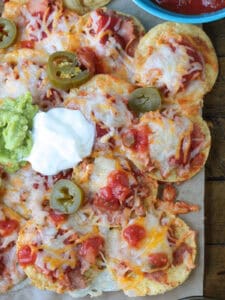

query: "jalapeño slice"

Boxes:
[50, 179, 83, 214]
[0, 18, 17, 49]
[128, 87, 161, 114]
[47, 51, 91, 90]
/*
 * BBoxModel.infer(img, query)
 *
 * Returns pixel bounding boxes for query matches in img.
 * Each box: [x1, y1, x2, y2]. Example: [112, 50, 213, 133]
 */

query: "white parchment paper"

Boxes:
[0, 0, 204, 299]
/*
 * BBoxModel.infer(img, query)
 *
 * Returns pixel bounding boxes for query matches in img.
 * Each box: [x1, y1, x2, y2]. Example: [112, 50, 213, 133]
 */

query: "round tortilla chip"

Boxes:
[105, 212, 196, 296]
[0, 206, 26, 294]
[148, 115, 211, 182]
[120, 111, 211, 182]
[65, 74, 135, 152]
[17, 219, 105, 293]
[134, 22, 218, 115]
[72, 152, 158, 227]
[73, 8, 145, 81]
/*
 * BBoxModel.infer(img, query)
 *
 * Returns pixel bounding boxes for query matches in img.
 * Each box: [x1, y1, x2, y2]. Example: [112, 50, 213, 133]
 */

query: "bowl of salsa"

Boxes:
[133, 0, 225, 23]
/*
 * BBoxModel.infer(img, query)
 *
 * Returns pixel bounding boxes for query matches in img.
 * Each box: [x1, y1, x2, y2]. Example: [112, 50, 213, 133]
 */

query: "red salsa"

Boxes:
[123, 224, 146, 247]
[152, 0, 225, 15]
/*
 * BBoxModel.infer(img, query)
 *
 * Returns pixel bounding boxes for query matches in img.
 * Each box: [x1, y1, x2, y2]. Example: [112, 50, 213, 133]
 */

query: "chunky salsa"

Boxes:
[152, 0, 225, 15]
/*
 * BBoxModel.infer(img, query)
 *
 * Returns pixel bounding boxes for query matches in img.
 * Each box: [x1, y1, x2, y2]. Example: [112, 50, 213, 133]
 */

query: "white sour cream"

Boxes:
[27, 108, 95, 175]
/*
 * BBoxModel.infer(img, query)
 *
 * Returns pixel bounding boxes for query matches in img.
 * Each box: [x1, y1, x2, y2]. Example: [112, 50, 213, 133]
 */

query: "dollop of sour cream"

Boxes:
[27, 108, 95, 176]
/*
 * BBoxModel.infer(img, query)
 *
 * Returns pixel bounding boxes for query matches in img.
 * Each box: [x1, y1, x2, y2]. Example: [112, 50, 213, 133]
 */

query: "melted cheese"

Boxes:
[141, 41, 203, 96]
[19, 219, 103, 282]
[3, 0, 78, 54]
[146, 112, 193, 177]
[0, 206, 25, 292]
[0, 50, 57, 105]
[81, 12, 135, 80]
[2, 165, 50, 220]
[36, 33, 70, 54]
[67, 92, 133, 129]
[27, 223, 77, 272]
[89, 156, 116, 193]
[69, 269, 119, 298]
[106, 212, 172, 275]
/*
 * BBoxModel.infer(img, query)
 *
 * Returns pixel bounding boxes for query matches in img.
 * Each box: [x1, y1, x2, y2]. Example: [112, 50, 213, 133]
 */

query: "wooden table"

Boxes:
[203, 19, 225, 299]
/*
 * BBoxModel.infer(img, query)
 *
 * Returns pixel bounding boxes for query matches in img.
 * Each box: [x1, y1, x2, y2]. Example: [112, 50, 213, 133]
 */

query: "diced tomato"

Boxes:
[21, 40, 35, 49]
[76, 47, 104, 74]
[91, 9, 140, 56]
[99, 186, 113, 201]
[95, 13, 110, 34]
[94, 10, 121, 34]
[122, 125, 149, 152]
[123, 224, 146, 247]
[111, 183, 131, 202]
[76, 47, 97, 75]
[18, 245, 37, 266]
[94, 186, 120, 211]
[107, 170, 129, 187]
[0, 219, 19, 237]
[49, 210, 67, 225]
[148, 253, 168, 268]
[79, 236, 104, 264]
[94, 170, 132, 211]
[173, 242, 192, 266]
[107, 170, 131, 202]
[96, 123, 109, 138]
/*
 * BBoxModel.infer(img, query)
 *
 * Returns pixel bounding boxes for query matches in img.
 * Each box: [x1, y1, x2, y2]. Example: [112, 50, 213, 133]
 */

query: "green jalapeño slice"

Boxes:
[47, 51, 91, 90]
[50, 179, 83, 214]
[0, 18, 17, 49]
[128, 87, 161, 114]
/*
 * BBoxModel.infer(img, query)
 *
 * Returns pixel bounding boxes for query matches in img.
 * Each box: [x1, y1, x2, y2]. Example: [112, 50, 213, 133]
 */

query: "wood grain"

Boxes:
[205, 245, 225, 299]
[204, 58, 225, 119]
[204, 118, 225, 179]
[205, 181, 225, 244]
[204, 19, 225, 57]
[203, 20, 225, 298]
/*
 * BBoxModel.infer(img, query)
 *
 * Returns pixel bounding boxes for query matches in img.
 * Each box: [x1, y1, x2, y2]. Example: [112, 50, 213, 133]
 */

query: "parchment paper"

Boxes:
[0, 0, 204, 299]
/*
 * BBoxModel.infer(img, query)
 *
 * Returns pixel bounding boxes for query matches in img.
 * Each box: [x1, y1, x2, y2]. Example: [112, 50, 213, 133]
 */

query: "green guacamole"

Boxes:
[0, 92, 38, 172]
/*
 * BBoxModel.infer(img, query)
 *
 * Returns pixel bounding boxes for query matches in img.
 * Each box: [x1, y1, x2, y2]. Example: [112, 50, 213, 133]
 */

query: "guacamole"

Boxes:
[0, 92, 38, 172]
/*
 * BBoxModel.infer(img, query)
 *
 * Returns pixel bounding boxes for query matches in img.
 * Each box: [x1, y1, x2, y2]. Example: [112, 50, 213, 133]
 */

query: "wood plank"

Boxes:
[203, 19, 225, 57]
[204, 84, 225, 119]
[205, 181, 225, 244]
[204, 245, 225, 299]
[202, 117, 225, 179]
[203, 57, 225, 119]
[217, 57, 225, 82]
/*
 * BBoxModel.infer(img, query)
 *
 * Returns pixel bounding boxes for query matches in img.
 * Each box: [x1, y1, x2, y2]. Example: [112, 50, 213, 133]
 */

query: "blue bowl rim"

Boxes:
[133, 0, 225, 23]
